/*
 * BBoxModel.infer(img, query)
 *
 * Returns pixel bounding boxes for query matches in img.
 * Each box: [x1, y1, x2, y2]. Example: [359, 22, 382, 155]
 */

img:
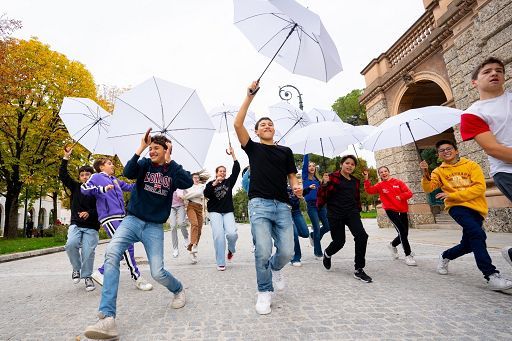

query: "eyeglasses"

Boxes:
[438, 147, 454, 153]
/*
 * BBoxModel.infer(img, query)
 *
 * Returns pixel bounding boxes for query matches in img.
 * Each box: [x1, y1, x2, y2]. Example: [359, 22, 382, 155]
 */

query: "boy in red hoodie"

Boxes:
[363, 167, 415, 266]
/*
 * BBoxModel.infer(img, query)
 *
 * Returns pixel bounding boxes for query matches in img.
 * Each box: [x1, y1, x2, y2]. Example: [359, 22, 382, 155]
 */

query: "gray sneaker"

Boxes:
[171, 289, 186, 309]
[437, 253, 449, 275]
[487, 273, 512, 291]
[85, 277, 96, 292]
[84, 315, 118, 339]
[72, 270, 80, 284]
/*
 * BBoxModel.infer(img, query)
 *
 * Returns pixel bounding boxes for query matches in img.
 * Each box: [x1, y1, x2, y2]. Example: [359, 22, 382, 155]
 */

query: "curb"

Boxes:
[0, 239, 111, 263]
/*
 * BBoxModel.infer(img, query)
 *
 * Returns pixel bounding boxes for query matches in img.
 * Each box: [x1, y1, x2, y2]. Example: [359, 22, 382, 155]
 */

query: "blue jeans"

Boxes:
[444, 206, 497, 278]
[209, 212, 238, 266]
[65, 225, 99, 278]
[307, 201, 330, 257]
[291, 210, 309, 263]
[248, 198, 294, 292]
[99, 215, 183, 317]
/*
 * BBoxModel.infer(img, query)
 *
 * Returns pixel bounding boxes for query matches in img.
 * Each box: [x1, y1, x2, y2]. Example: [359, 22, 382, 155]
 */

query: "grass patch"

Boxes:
[0, 237, 66, 255]
[360, 210, 377, 219]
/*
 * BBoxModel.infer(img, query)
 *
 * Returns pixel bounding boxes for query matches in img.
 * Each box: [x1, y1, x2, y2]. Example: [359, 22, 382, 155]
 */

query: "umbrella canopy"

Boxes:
[308, 108, 343, 123]
[233, 0, 343, 82]
[285, 121, 373, 158]
[362, 106, 463, 153]
[108, 77, 215, 172]
[58, 97, 114, 155]
[268, 101, 312, 144]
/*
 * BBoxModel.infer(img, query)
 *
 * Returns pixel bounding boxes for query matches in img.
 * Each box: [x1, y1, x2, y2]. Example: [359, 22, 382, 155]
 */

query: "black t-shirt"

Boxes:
[204, 160, 240, 213]
[242, 139, 297, 203]
[328, 175, 359, 216]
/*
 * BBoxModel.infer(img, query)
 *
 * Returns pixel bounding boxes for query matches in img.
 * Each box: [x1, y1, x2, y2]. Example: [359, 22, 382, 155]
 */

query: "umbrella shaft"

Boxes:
[405, 121, 422, 160]
[257, 23, 298, 81]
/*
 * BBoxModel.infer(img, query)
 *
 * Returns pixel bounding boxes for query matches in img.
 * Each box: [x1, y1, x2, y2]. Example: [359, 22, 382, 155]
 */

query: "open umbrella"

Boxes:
[308, 108, 343, 123]
[209, 104, 258, 153]
[107, 77, 215, 172]
[285, 122, 374, 166]
[58, 97, 114, 155]
[362, 106, 463, 158]
[233, 0, 343, 92]
[268, 101, 311, 144]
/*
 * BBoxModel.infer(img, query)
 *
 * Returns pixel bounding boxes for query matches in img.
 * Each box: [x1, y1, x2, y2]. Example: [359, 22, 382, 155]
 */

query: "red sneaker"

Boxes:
[227, 251, 234, 261]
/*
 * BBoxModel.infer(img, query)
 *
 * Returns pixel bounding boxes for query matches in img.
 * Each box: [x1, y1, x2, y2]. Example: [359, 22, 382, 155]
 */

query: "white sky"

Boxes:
[5, 0, 425, 174]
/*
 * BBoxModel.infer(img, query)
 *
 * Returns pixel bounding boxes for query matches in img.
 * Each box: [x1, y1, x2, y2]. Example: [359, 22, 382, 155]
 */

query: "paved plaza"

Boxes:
[1, 219, 511, 340]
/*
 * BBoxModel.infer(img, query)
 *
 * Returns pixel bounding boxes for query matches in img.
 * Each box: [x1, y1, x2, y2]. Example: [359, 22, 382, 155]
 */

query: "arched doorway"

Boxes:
[396, 80, 455, 221]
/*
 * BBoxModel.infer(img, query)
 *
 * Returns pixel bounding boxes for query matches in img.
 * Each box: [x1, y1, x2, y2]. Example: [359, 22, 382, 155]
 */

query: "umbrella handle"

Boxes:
[225, 148, 232, 155]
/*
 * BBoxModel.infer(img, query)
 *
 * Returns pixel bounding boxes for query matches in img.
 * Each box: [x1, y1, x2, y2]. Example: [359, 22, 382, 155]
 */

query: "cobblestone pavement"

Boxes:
[1, 219, 511, 340]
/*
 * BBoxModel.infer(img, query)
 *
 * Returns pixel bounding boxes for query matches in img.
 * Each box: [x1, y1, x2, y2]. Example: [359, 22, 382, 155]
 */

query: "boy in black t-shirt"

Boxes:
[234, 81, 302, 315]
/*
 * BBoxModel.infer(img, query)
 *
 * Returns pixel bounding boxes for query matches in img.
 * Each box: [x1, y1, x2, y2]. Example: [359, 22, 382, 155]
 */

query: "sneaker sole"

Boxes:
[353, 275, 372, 283]
[84, 329, 119, 340]
[255, 307, 271, 315]
[73, 279, 80, 284]
[85, 286, 96, 292]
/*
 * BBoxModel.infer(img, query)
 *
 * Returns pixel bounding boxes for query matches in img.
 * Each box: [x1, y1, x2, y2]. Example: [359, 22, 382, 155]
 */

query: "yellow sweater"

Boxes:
[421, 157, 487, 217]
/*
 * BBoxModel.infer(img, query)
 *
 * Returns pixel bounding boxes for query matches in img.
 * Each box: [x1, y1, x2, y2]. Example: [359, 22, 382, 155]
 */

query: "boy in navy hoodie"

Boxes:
[84, 131, 193, 340]
[81, 156, 152, 291]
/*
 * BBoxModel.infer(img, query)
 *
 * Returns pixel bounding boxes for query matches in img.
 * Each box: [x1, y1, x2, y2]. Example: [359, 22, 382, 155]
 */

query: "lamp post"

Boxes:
[278, 84, 303, 110]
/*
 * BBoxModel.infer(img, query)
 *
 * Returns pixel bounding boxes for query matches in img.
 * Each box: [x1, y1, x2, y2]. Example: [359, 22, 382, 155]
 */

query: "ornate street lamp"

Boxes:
[278, 85, 303, 110]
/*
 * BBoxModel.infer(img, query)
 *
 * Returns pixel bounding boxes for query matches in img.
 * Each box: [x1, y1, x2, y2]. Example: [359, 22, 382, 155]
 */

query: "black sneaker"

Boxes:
[72, 270, 80, 284]
[322, 252, 331, 270]
[85, 277, 96, 292]
[354, 268, 372, 283]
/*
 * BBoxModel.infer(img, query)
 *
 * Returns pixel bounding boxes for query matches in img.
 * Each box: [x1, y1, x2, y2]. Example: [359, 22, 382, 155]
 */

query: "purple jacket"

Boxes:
[81, 172, 134, 222]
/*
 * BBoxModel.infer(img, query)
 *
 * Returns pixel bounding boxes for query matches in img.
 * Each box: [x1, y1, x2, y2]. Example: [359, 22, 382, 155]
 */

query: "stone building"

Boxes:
[360, 0, 512, 232]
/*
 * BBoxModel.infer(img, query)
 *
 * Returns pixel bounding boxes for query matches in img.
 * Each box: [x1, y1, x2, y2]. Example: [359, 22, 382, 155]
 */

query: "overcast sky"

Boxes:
[5, 0, 425, 172]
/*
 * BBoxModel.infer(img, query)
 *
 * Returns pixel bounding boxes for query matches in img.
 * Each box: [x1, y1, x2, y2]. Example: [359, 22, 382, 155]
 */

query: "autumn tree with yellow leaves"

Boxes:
[0, 37, 99, 238]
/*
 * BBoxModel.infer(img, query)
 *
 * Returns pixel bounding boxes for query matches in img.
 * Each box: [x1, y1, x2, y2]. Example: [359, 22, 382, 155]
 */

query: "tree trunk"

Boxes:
[52, 191, 58, 225]
[3, 183, 22, 239]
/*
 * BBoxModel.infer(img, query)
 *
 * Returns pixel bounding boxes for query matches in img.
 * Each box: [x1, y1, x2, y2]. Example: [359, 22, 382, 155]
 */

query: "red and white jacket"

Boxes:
[364, 178, 412, 213]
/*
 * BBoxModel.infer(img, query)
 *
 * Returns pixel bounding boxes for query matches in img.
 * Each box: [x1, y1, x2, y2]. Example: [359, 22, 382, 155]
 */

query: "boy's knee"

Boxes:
[150, 268, 166, 282]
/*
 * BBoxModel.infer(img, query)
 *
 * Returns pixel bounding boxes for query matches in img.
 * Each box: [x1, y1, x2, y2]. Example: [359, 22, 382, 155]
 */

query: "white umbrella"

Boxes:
[285, 121, 374, 158]
[208, 104, 258, 151]
[108, 77, 215, 172]
[362, 106, 463, 156]
[58, 97, 114, 155]
[233, 0, 343, 88]
[308, 108, 343, 123]
[268, 101, 312, 144]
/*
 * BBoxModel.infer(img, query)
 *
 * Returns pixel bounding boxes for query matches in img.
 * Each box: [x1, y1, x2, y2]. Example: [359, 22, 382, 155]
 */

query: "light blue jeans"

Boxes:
[248, 198, 294, 292]
[209, 212, 238, 267]
[65, 225, 99, 278]
[99, 215, 182, 317]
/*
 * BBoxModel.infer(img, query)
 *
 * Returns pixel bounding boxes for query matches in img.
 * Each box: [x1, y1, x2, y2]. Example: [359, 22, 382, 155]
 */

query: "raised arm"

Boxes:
[234, 81, 259, 147]
[59, 148, 78, 190]
[124, 128, 152, 179]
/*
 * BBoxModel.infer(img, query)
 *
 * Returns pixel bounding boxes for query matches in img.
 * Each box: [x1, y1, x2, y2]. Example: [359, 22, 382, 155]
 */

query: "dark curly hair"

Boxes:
[340, 155, 358, 166]
[151, 135, 170, 150]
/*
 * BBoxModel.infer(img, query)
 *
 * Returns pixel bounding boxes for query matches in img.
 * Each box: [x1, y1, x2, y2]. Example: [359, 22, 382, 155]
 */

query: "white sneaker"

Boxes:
[172, 248, 179, 258]
[183, 238, 190, 250]
[272, 269, 285, 291]
[387, 243, 399, 260]
[134, 276, 153, 291]
[91, 270, 104, 286]
[84, 315, 118, 339]
[487, 273, 512, 291]
[502, 246, 512, 267]
[190, 252, 198, 264]
[291, 261, 302, 267]
[404, 255, 417, 266]
[191, 244, 198, 254]
[255, 291, 272, 315]
[171, 289, 186, 309]
[437, 253, 449, 275]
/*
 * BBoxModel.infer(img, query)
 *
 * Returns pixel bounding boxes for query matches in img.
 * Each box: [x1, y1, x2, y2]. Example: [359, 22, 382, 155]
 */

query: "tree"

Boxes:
[0, 38, 98, 238]
[233, 188, 249, 223]
[332, 89, 368, 125]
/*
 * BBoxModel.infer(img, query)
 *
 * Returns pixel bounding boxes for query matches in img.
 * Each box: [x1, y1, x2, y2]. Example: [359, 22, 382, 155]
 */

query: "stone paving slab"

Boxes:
[0, 219, 511, 340]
